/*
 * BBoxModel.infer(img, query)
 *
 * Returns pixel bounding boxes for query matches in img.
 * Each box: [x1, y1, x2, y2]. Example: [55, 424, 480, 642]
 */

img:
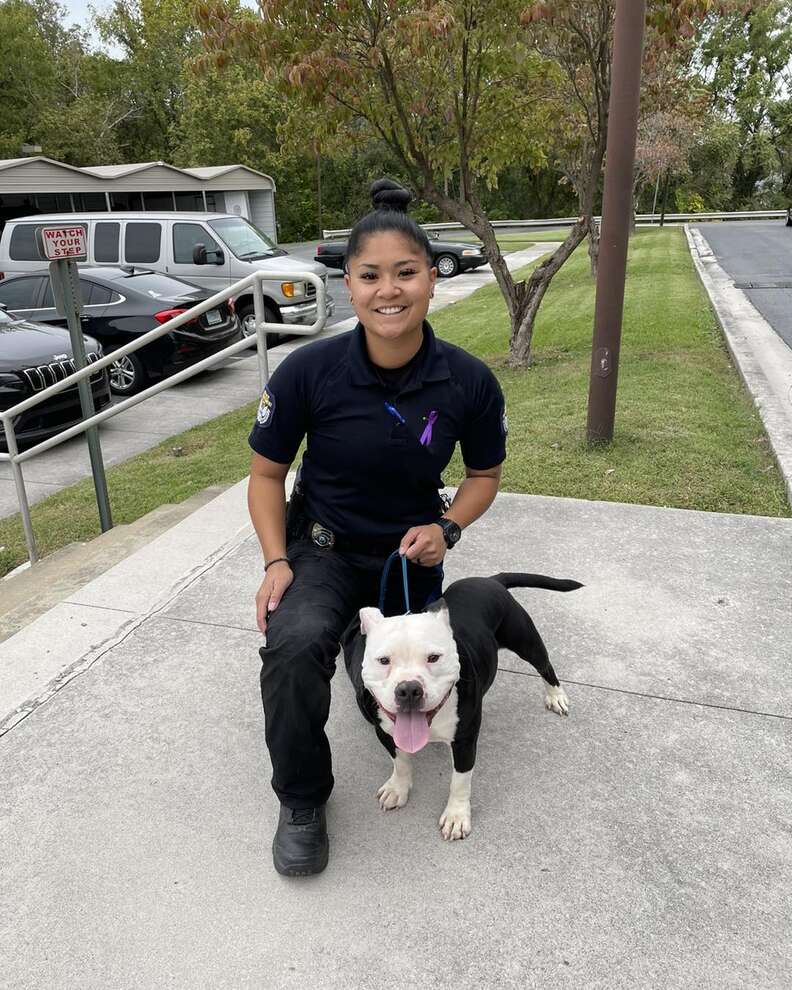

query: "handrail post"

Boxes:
[3, 417, 38, 564]
[252, 274, 270, 391]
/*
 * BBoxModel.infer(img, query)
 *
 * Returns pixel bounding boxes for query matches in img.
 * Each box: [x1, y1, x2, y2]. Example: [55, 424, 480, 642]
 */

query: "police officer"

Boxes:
[247, 179, 507, 876]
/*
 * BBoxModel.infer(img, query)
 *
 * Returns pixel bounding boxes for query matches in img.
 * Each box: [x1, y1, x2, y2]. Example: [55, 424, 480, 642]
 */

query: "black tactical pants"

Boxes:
[258, 538, 443, 810]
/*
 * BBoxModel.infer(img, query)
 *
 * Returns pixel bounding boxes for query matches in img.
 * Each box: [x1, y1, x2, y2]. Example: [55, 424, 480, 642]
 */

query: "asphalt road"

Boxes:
[693, 221, 792, 349]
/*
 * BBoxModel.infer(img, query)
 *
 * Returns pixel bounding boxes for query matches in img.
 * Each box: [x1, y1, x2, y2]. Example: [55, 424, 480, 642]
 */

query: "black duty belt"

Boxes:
[301, 520, 404, 556]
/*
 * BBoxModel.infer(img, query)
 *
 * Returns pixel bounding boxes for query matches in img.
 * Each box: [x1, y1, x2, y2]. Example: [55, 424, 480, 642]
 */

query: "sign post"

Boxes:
[35, 224, 113, 532]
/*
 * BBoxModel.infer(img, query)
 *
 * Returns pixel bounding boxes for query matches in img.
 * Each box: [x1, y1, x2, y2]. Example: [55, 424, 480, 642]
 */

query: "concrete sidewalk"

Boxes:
[1, 482, 791, 988]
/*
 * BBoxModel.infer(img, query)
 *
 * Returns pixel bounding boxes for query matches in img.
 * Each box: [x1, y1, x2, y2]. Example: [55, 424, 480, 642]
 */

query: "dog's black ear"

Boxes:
[425, 597, 451, 625]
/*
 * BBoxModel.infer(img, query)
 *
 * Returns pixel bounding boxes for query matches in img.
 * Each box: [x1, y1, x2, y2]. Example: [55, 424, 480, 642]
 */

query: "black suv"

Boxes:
[0, 306, 111, 451]
[0, 267, 242, 395]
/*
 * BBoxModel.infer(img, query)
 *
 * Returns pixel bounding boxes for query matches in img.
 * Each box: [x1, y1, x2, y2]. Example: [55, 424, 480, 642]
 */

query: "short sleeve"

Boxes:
[459, 365, 507, 470]
[248, 352, 310, 464]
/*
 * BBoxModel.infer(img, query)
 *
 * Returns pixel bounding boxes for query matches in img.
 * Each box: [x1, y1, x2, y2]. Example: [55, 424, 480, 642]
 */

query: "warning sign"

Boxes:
[37, 225, 88, 262]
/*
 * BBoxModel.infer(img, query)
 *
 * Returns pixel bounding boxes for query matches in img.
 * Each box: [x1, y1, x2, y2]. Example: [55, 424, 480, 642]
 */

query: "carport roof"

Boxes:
[0, 157, 275, 193]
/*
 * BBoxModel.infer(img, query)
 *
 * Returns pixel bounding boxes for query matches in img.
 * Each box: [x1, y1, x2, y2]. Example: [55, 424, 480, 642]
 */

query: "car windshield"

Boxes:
[208, 218, 279, 261]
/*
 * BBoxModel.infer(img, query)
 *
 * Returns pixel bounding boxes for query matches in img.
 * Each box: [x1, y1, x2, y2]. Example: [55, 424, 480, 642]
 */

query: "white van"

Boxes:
[0, 212, 333, 334]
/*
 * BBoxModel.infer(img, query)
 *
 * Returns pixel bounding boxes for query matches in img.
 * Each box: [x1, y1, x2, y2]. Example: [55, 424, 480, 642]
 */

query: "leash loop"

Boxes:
[378, 550, 412, 615]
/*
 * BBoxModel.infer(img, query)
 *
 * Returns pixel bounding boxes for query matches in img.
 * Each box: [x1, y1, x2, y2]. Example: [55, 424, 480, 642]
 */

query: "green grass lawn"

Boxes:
[0, 227, 788, 577]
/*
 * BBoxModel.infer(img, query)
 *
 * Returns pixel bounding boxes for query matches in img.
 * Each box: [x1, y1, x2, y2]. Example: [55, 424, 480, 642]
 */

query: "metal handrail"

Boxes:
[1, 269, 326, 565]
[322, 209, 789, 238]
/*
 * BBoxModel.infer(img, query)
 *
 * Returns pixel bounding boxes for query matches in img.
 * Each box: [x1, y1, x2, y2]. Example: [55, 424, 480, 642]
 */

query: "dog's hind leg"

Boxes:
[377, 747, 413, 811]
[496, 598, 570, 716]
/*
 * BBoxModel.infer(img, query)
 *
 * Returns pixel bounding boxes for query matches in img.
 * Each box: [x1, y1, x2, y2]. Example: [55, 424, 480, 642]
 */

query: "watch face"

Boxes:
[443, 520, 461, 546]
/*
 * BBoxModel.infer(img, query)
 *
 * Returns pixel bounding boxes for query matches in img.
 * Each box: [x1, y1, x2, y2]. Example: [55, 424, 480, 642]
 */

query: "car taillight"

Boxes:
[0, 272, 4, 280]
[154, 308, 187, 324]
[227, 298, 235, 314]
[316, 245, 323, 254]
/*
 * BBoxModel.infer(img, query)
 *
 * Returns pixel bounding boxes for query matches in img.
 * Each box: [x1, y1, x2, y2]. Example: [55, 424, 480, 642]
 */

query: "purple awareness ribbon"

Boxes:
[419, 410, 438, 446]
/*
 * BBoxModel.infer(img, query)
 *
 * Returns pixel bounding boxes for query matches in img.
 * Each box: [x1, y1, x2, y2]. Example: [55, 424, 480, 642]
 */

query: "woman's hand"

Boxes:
[255, 561, 294, 634]
[399, 524, 447, 567]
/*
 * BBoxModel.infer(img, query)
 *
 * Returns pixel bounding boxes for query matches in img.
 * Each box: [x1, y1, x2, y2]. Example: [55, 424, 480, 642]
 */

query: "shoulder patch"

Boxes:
[256, 386, 275, 428]
[502, 409, 508, 437]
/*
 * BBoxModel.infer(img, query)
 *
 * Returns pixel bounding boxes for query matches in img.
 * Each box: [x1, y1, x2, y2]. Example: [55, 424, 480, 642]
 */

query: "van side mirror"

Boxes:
[193, 243, 225, 266]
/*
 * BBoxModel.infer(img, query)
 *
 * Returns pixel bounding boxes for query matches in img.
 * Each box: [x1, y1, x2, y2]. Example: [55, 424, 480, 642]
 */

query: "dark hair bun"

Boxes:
[370, 178, 412, 214]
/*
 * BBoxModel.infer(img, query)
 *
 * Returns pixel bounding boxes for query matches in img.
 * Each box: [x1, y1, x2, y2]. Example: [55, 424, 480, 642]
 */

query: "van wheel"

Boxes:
[238, 302, 281, 345]
[109, 353, 147, 395]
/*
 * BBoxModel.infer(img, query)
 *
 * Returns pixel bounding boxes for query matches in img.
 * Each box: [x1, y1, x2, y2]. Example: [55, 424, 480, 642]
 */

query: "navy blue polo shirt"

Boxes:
[248, 321, 506, 541]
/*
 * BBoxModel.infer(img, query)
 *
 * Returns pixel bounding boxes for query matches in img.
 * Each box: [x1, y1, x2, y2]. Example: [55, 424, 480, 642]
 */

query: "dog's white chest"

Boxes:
[377, 687, 460, 746]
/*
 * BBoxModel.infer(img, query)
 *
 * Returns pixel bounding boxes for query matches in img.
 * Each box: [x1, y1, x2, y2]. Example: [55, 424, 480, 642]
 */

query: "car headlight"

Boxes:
[281, 281, 307, 298]
[461, 248, 482, 256]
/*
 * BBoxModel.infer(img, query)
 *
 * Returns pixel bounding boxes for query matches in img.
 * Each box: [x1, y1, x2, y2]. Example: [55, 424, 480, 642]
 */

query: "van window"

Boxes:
[8, 225, 40, 261]
[207, 218, 278, 260]
[125, 223, 161, 264]
[173, 223, 221, 264]
[95, 222, 120, 263]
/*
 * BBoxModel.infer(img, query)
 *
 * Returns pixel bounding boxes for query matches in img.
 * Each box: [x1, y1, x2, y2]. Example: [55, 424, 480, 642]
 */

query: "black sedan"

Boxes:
[0, 267, 242, 396]
[314, 233, 488, 278]
[0, 305, 111, 451]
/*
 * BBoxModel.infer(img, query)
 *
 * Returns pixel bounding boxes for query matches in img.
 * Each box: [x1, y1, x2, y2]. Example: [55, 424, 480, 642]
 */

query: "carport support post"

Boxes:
[585, 0, 646, 444]
[252, 276, 270, 389]
[50, 260, 113, 532]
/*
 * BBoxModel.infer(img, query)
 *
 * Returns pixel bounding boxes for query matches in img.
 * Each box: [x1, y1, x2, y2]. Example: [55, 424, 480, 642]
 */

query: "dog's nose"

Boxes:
[394, 680, 424, 712]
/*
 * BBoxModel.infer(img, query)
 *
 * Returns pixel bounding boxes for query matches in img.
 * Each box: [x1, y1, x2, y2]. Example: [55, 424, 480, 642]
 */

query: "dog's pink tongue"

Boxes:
[393, 711, 430, 753]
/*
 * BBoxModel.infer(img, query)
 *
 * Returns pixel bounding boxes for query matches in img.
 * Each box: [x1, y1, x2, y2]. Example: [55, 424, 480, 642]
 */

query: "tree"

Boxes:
[95, 0, 203, 161]
[197, 0, 559, 366]
[698, 0, 792, 206]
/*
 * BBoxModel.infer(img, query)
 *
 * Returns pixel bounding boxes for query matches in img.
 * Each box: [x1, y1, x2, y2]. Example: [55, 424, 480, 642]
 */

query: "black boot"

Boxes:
[272, 805, 329, 877]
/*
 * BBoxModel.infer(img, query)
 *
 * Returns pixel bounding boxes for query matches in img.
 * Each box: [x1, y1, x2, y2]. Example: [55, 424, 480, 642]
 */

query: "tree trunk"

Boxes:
[588, 221, 600, 277]
[659, 169, 671, 227]
[507, 220, 589, 367]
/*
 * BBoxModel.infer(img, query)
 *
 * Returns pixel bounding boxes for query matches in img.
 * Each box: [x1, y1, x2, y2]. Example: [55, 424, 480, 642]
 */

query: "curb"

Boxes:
[685, 224, 792, 506]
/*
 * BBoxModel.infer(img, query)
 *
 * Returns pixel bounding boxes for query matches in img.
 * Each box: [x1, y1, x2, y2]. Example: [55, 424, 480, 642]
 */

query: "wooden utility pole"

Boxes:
[586, 0, 647, 444]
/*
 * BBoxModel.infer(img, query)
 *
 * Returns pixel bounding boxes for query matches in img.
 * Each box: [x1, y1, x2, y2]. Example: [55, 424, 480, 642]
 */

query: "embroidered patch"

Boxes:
[256, 386, 275, 427]
[502, 409, 509, 437]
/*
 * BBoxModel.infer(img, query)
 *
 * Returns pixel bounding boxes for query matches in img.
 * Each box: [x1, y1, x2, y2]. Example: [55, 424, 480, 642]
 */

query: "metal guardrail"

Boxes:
[0, 269, 326, 566]
[322, 209, 788, 238]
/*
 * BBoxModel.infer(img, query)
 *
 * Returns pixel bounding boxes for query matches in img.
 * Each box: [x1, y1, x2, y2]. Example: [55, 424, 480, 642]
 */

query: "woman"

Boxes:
[247, 178, 507, 876]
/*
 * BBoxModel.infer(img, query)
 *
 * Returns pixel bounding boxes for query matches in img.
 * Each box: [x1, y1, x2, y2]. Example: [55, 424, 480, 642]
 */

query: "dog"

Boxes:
[343, 572, 582, 841]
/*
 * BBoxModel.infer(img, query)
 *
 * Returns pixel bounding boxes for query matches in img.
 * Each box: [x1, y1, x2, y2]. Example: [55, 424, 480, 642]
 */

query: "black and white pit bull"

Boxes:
[343, 572, 582, 841]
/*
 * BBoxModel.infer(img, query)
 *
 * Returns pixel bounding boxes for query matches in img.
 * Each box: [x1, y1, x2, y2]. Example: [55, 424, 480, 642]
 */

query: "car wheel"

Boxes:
[238, 302, 281, 345]
[435, 253, 459, 278]
[109, 352, 148, 396]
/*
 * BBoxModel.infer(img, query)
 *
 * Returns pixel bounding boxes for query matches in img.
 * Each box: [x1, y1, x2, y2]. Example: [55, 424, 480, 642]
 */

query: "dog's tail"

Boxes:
[490, 572, 583, 593]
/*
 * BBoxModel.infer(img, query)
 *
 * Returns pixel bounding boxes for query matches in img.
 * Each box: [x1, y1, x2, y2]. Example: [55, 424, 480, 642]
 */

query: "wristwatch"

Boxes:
[435, 517, 462, 549]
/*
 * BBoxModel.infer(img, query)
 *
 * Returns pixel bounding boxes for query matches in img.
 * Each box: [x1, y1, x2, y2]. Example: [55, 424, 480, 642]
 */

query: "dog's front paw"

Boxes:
[377, 777, 411, 811]
[439, 802, 471, 841]
[544, 683, 569, 716]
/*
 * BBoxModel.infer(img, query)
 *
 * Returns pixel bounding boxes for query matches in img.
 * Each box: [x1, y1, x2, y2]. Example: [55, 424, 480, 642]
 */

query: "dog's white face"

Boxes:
[359, 602, 460, 754]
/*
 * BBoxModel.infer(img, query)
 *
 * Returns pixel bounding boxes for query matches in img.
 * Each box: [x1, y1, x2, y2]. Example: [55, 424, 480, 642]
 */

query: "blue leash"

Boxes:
[378, 550, 412, 614]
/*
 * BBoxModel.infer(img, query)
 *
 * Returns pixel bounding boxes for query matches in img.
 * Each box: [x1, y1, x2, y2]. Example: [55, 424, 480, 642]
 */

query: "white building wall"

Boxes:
[249, 190, 276, 240]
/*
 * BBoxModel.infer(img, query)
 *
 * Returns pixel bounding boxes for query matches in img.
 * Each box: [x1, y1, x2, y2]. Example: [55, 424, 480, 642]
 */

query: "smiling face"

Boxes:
[344, 231, 437, 352]
[359, 603, 460, 753]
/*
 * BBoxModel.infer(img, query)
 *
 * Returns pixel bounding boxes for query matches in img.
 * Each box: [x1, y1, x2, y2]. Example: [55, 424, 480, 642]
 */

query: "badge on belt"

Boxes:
[311, 523, 335, 549]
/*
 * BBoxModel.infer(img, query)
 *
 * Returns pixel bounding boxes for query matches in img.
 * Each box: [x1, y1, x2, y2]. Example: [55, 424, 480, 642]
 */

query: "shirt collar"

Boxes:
[347, 321, 450, 389]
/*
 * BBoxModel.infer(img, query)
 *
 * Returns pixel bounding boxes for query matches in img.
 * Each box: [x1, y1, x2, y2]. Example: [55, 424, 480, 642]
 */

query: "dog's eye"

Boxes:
[427, 654, 441, 664]
[377, 657, 390, 666]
